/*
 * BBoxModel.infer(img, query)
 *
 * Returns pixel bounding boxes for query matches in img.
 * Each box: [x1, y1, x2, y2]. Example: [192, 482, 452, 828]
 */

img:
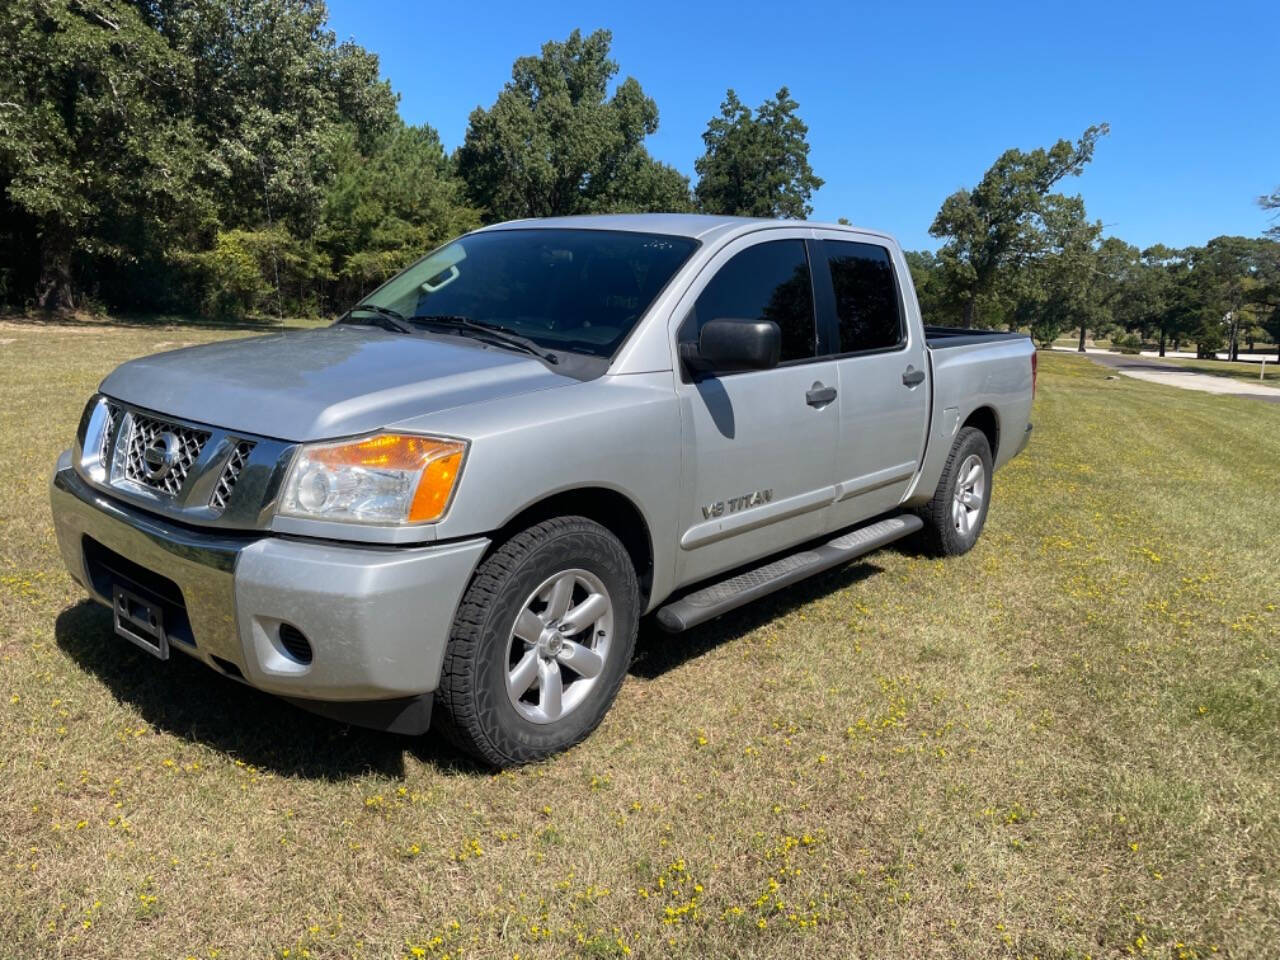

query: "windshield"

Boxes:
[356, 229, 699, 359]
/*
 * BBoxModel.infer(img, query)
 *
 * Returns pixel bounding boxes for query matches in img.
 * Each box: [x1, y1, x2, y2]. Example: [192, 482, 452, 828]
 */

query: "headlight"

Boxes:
[279, 433, 466, 525]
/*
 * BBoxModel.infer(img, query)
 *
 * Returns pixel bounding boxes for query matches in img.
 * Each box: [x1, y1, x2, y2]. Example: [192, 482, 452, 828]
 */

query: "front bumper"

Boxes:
[50, 454, 488, 725]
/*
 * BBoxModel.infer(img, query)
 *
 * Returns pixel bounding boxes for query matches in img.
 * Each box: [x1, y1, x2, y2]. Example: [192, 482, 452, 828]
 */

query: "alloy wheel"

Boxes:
[951, 453, 986, 536]
[504, 569, 613, 724]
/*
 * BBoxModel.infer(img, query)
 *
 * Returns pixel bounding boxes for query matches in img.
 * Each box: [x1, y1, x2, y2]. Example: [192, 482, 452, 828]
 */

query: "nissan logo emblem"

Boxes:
[142, 431, 180, 481]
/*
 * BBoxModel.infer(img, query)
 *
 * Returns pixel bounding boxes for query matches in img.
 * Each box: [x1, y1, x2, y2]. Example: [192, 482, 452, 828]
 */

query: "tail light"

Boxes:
[1030, 350, 1038, 399]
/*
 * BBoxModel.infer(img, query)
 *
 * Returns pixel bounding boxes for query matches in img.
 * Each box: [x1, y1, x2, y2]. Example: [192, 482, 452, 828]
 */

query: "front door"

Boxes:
[672, 233, 839, 587]
[815, 232, 930, 528]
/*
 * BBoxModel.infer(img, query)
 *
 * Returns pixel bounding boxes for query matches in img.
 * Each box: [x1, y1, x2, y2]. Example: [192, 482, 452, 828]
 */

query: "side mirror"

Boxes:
[682, 318, 781, 374]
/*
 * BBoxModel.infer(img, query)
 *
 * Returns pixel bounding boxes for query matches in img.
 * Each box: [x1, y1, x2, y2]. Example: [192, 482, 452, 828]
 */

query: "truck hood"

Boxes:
[98, 324, 576, 441]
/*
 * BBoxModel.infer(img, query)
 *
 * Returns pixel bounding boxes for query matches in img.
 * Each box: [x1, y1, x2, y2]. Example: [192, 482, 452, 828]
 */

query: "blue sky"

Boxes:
[327, 0, 1278, 252]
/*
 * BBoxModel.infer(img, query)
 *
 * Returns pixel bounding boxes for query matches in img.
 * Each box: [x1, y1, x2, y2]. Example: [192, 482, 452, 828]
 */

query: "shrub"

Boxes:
[179, 227, 332, 320]
[188, 231, 271, 320]
[1111, 332, 1142, 355]
[1030, 317, 1063, 350]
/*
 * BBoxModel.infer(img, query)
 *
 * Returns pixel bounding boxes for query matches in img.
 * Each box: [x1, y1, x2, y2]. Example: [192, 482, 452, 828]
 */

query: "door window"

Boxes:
[824, 240, 903, 354]
[685, 239, 817, 363]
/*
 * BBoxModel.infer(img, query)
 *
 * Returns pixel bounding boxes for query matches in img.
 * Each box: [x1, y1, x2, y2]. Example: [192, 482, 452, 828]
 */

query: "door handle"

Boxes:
[806, 382, 837, 407]
[902, 365, 926, 387]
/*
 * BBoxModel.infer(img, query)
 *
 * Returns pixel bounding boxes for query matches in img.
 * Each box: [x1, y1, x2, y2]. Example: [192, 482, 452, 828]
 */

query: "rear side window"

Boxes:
[824, 240, 903, 353]
[687, 239, 817, 363]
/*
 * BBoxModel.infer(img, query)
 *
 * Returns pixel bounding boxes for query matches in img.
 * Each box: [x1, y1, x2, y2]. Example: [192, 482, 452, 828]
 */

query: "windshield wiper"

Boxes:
[338, 303, 416, 335]
[412, 314, 559, 365]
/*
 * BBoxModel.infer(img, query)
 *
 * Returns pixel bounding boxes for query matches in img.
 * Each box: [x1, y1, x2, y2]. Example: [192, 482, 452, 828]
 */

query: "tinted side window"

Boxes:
[824, 240, 903, 353]
[688, 240, 816, 363]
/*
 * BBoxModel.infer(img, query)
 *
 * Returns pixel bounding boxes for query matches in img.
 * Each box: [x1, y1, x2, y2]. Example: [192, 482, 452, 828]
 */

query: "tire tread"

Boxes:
[916, 426, 992, 557]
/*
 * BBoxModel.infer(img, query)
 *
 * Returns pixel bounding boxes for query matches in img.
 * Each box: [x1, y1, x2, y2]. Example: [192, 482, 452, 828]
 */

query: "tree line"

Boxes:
[0, 5, 819, 318]
[2, 2, 1277, 357]
[911, 127, 1280, 358]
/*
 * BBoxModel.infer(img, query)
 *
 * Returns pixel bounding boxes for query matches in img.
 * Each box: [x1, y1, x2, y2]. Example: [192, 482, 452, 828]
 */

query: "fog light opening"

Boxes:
[277, 623, 314, 665]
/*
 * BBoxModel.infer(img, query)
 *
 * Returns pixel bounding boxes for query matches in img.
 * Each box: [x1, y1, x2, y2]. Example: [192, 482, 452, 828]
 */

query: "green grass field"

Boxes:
[2, 320, 1278, 959]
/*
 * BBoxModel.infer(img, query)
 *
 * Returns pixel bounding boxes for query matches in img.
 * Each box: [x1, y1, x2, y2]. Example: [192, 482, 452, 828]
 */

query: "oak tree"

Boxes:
[694, 87, 823, 219]
[455, 29, 690, 220]
[929, 125, 1108, 327]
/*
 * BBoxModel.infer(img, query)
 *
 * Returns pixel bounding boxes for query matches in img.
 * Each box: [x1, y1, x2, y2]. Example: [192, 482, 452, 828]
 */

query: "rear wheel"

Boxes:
[917, 426, 993, 556]
[434, 516, 639, 767]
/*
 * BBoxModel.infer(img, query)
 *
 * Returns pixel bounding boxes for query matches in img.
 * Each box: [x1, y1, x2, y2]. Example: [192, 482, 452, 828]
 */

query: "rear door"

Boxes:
[815, 233, 930, 528]
[671, 231, 839, 587]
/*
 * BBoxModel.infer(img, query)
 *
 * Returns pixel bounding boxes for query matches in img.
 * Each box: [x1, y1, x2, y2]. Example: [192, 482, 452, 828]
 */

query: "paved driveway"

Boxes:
[1058, 349, 1280, 404]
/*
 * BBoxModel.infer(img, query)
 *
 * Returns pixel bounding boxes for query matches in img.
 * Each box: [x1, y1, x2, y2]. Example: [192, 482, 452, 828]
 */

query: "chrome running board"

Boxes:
[654, 514, 923, 632]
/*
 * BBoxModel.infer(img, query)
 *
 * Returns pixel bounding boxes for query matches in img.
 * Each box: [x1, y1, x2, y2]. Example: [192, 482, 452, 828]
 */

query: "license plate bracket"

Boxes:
[112, 584, 170, 660]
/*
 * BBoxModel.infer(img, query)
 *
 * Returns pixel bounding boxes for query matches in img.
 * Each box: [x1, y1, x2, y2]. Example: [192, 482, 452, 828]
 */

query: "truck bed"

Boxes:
[905, 325, 1036, 510]
[925, 325, 1030, 349]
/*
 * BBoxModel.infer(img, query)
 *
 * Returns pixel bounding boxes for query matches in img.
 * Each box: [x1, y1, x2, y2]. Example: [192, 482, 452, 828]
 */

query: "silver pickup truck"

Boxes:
[51, 214, 1035, 766]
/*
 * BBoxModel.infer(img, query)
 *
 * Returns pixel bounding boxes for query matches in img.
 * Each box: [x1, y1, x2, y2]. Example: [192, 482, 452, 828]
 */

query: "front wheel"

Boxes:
[434, 516, 639, 767]
[917, 426, 994, 556]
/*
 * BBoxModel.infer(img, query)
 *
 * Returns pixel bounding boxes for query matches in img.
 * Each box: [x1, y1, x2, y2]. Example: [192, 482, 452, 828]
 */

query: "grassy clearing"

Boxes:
[0, 310, 331, 331]
[1, 324, 1278, 959]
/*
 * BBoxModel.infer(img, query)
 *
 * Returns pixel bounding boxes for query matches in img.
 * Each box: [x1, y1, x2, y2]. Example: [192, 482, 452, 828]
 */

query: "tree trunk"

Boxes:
[35, 227, 75, 312]
[1228, 311, 1239, 362]
[1077, 320, 1087, 352]
[1158, 329, 1166, 357]
[962, 298, 976, 328]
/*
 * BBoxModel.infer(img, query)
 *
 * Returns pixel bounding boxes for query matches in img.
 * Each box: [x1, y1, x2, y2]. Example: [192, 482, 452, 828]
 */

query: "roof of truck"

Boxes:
[472, 213, 894, 246]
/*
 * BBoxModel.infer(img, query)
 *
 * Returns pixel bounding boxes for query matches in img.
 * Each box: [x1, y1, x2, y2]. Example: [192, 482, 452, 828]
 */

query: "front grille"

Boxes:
[209, 441, 255, 514]
[86, 402, 288, 529]
[123, 414, 210, 496]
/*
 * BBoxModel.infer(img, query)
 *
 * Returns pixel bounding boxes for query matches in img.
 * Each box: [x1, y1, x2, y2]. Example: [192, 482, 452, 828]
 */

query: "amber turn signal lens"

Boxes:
[408, 447, 464, 522]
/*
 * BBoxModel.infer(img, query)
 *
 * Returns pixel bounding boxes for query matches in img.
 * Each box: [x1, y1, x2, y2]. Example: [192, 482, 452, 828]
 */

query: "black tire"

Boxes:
[433, 516, 639, 767]
[916, 426, 994, 557]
